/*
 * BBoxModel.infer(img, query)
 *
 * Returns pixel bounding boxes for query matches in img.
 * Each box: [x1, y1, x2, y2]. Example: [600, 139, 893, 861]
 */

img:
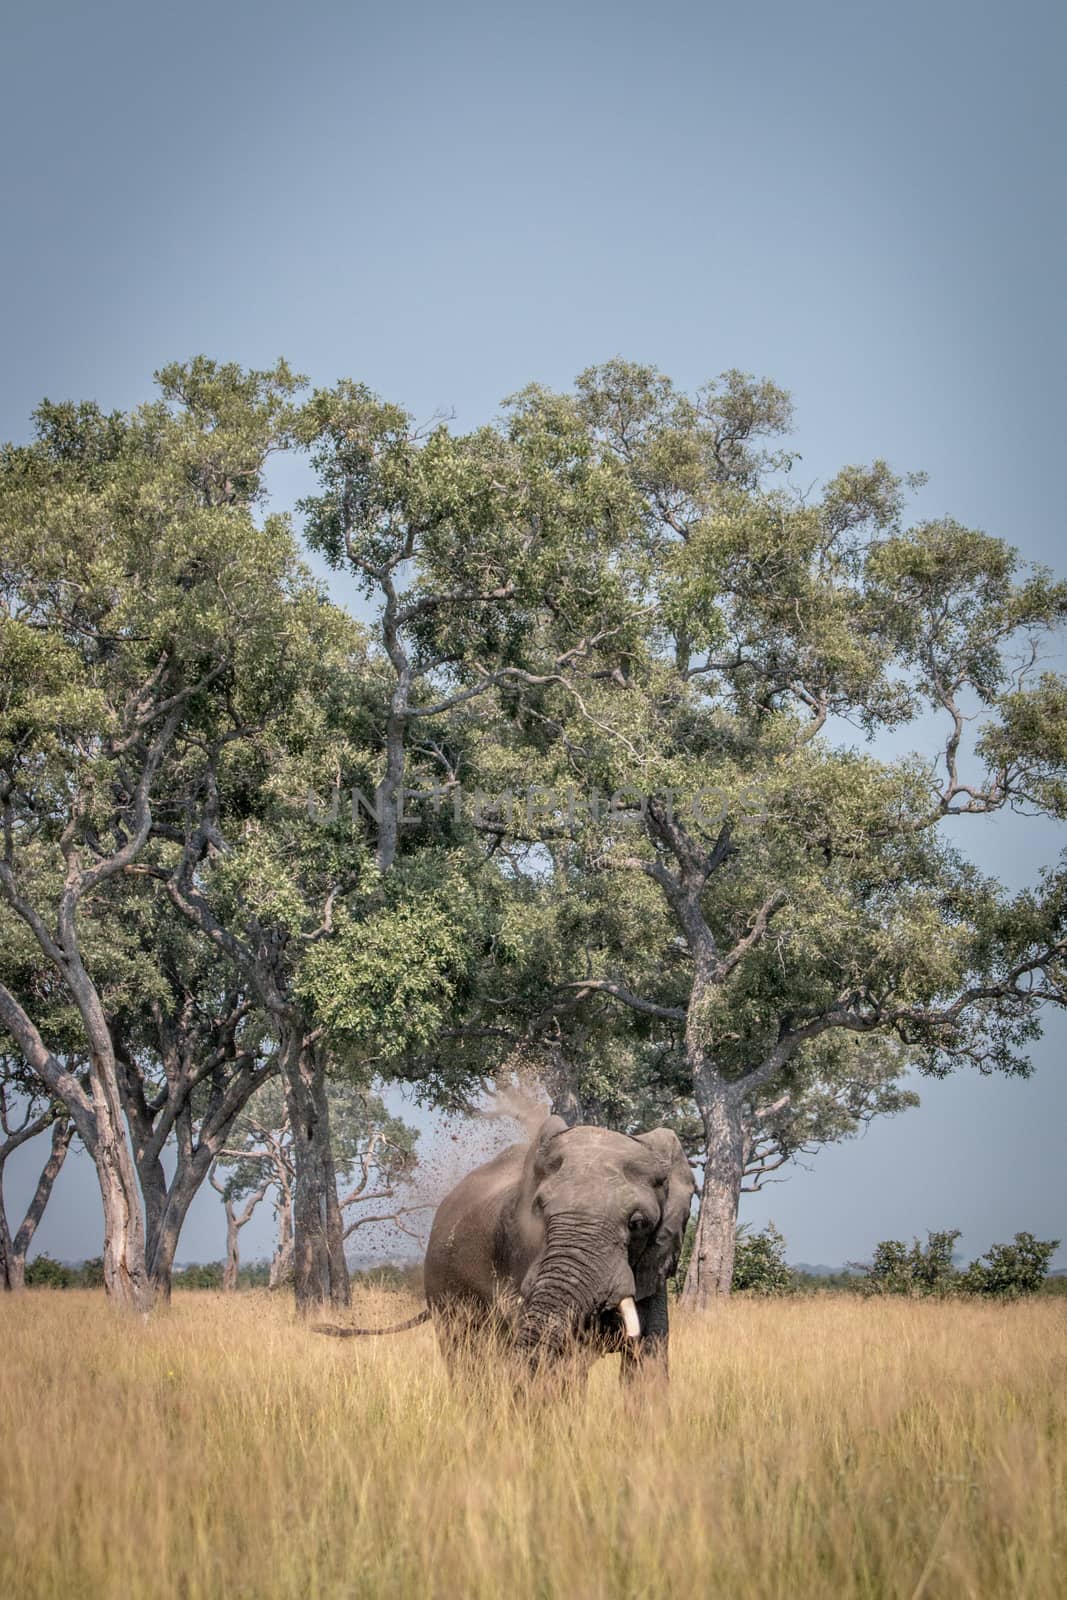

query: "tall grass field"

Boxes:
[2, 1290, 1064, 1598]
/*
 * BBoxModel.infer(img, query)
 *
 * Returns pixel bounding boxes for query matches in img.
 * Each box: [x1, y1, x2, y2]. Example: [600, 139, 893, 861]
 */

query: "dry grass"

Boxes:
[1, 1289, 1064, 1599]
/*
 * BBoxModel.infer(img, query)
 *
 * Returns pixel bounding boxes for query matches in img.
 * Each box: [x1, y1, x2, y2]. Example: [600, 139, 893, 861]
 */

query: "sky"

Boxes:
[1, 0, 1064, 1269]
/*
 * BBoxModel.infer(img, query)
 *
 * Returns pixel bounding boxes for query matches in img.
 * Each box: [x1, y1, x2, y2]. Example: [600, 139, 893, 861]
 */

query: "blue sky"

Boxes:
[1, 0, 1064, 1268]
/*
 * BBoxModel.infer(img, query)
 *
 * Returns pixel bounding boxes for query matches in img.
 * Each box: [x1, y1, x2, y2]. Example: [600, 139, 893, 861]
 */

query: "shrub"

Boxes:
[669, 1219, 794, 1296]
[172, 1262, 225, 1289]
[350, 1262, 424, 1296]
[960, 1232, 1060, 1299]
[732, 1223, 794, 1295]
[856, 1229, 1060, 1299]
[857, 1230, 962, 1297]
[25, 1254, 74, 1288]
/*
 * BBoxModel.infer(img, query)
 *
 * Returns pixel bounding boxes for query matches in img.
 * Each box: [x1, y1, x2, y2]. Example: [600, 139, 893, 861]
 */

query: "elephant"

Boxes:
[422, 1115, 695, 1379]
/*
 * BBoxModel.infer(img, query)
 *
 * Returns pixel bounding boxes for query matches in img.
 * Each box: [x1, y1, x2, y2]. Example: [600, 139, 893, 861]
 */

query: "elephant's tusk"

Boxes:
[617, 1296, 641, 1338]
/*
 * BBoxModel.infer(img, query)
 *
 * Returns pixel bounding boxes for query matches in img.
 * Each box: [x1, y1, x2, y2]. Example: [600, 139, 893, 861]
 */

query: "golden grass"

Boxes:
[1, 1289, 1064, 1599]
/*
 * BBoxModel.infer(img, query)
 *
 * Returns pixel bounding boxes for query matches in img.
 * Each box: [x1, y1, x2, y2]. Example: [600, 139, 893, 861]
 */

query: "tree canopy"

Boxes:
[1, 356, 1063, 1308]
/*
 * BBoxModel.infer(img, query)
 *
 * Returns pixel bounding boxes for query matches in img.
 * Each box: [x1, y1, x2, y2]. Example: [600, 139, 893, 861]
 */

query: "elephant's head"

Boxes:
[515, 1117, 694, 1359]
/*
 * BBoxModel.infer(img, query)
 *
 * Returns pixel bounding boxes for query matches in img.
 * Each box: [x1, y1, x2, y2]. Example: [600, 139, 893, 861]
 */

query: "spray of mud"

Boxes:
[476, 1072, 550, 1139]
[347, 1066, 551, 1272]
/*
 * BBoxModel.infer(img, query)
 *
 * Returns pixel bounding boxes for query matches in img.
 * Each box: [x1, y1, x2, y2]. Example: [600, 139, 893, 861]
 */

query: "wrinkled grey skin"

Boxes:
[424, 1116, 695, 1378]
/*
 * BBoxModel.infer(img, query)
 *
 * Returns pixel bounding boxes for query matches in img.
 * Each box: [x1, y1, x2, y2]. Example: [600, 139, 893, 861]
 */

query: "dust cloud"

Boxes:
[348, 1071, 550, 1268]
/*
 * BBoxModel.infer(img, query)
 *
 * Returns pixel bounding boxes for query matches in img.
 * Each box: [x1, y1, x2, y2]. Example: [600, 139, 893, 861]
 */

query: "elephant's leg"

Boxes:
[432, 1297, 495, 1382]
[433, 1297, 531, 1409]
[619, 1285, 670, 1385]
[516, 1338, 595, 1411]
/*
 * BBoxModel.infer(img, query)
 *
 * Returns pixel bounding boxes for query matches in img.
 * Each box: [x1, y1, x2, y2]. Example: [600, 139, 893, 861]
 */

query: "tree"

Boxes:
[0, 359, 316, 1307]
[5, 355, 1062, 1316]
[211, 1077, 421, 1288]
[399, 362, 1067, 1306]
[208, 1161, 271, 1293]
[0, 1060, 74, 1291]
[213, 1083, 296, 1290]
[145, 613, 394, 1311]
[257, 379, 641, 1299]
[105, 895, 279, 1297]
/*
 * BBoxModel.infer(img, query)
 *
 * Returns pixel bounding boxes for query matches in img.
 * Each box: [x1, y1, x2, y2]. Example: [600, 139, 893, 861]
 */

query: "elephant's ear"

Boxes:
[632, 1128, 696, 1300]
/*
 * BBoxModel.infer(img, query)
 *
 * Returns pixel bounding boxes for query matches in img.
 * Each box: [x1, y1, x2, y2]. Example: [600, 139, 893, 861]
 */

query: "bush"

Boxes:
[732, 1223, 794, 1295]
[960, 1232, 1060, 1299]
[25, 1253, 73, 1288]
[858, 1230, 962, 1297]
[237, 1260, 272, 1289]
[791, 1269, 863, 1293]
[172, 1262, 225, 1289]
[856, 1229, 1060, 1299]
[350, 1262, 424, 1296]
[669, 1219, 794, 1296]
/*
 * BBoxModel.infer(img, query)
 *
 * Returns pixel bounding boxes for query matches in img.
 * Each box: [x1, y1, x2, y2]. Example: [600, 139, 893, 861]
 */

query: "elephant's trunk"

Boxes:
[519, 1213, 635, 1359]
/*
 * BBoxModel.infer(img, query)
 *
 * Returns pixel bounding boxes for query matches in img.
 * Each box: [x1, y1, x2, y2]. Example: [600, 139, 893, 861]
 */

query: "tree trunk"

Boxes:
[681, 1077, 746, 1310]
[222, 1200, 240, 1292]
[544, 1040, 586, 1127]
[2, 1119, 75, 1291]
[282, 1036, 349, 1311]
[0, 1195, 21, 1291]
[89, 1057, 154, 1313]
[96, 1162, 152, 1308]
[146, 1166, 208, 1302]
[1, 1245, 25, 1291]
[269, 1201, 294, 1290]
[0, 970, 152, 1309]
[136, 1158, 169, 1291]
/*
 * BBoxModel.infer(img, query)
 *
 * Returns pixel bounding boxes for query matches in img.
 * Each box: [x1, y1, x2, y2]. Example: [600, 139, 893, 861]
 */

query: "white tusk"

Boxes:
[617, 1296, 641, 1338]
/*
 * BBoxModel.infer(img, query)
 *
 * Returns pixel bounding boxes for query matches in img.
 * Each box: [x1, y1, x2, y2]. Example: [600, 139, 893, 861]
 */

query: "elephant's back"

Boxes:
[424, 1142, 525, 1307]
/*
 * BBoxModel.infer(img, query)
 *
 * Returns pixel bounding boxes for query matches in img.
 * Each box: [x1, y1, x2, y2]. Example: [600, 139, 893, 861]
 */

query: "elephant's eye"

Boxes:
[628, 1212, 650, 1234]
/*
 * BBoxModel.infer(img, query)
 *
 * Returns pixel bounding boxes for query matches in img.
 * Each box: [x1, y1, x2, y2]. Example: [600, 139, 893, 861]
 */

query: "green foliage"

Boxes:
[671, 1219, 794, 1295]
[296, 857, 485, 1060]
[858, 1229, 1059, 1298]
[0, 357, 334, 1047]
[3, 353, 1066, 1302]
[24, 1253, 74, 1287]
[858, 1230, 962, 1297]
[350, 1262, 424, 1296]
[960, 1232, 1060, 1299]
[25, 1255, 286, 1290]
[790, 1268, 865, 1293]
[732, 1223, 794, 1295]
[24, 1255, 105, 1288]
[172, 1261, 225, 1290]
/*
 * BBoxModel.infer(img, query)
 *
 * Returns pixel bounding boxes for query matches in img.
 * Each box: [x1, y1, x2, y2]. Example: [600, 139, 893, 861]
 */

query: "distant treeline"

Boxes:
[670, 1223, 1064, 1299]
[24, 1256, 425, 1295]
[28, 1237, 1062, 1299]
